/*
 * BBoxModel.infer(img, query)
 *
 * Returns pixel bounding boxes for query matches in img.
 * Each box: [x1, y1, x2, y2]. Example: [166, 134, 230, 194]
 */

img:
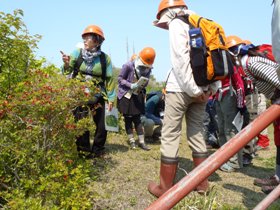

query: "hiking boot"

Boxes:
[220, 163, 235, 173]
[261, 185, 278, 194]
[139, 143, 150, 151]
[254, 175, 279, 187]
[130, 142, 136, 149]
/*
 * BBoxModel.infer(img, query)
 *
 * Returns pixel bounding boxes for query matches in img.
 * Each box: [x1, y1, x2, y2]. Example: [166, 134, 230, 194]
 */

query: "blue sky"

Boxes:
[2, 0, 274, 82]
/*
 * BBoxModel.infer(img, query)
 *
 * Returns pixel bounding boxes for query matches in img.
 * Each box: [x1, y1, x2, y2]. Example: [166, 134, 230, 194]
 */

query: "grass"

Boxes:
[84, 124, 280, 210]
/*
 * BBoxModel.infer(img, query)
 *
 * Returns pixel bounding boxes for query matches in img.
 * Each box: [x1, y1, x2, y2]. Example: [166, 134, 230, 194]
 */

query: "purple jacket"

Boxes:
[117, 61, 151, 99]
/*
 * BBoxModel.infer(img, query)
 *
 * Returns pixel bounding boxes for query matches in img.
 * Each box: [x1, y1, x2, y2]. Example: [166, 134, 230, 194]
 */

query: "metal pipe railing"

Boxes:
[146, 104, 280, 210]
[253, 184, 280, 210]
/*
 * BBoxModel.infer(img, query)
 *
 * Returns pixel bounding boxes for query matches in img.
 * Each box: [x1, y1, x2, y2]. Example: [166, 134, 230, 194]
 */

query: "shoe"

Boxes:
[139, 143, 150, 151]
[145, 136, 154, 143]
[254, 175, 279, 187]
[130, 142, 136, 149]
[243, 154, 253, 167]
[261, 185, 279, 194]
[220, 163, 235, 172]
[93, 150, 106, 158]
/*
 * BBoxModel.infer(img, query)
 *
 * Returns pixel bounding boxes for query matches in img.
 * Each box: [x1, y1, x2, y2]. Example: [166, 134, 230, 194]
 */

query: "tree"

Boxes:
[0, 9, 41, 98]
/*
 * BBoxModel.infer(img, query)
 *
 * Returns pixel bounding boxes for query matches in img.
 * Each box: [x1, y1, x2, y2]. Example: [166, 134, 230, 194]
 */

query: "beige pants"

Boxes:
[160, 92, 207, 158]
[246, 93, 268, 136]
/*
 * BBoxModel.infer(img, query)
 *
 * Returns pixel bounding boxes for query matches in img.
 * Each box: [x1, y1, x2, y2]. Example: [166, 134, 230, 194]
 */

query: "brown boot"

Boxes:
[148, 157, 178, 198]
[193, 151, 209, 194]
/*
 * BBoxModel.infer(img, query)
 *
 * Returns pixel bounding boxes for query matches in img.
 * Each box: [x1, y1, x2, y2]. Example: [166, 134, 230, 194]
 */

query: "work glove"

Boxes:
[130, 83, 138, 90]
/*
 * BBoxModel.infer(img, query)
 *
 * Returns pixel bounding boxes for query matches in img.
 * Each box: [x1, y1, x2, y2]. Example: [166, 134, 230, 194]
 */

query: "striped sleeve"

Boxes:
[247, 56, 280, 98]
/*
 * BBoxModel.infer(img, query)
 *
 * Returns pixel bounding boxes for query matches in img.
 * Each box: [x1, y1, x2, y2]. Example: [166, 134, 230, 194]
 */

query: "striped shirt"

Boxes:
[244, 56, 280, 99]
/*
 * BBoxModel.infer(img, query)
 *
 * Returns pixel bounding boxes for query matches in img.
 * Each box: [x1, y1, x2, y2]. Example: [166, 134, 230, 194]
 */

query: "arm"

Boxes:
[61, 49, 80, 75]
[118, 63, 134, 88]
[168, 19, 203, 97]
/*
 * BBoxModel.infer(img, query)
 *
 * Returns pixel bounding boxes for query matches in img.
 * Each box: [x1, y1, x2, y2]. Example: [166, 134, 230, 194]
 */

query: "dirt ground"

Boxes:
[88, 125, 280, 210]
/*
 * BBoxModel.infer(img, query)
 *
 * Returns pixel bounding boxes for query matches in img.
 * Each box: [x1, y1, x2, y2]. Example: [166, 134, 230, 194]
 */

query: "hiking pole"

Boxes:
[253, 184, 280, 210]
[146, 104, 280, 210]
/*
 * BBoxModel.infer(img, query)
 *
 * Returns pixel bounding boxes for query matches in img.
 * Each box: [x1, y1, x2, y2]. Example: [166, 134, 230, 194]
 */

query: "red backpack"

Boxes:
[250, 44, 276, 62]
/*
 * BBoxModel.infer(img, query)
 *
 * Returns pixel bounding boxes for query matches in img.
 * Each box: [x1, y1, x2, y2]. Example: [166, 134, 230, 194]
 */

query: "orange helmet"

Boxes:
[130, 53, 138, 61]
[156, 0, 187, 20]
[226, 35, 245, 49]
[81, 25, 105, 40]
[243, 40, 252, 45]
[139, 47, 156, 67]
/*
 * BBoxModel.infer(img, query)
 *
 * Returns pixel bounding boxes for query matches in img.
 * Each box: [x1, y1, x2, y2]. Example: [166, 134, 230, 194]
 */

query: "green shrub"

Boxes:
[0, 69, 102, 209]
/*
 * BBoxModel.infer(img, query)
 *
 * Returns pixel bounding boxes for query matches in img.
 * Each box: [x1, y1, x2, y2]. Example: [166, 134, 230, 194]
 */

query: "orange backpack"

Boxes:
[179, 14, 234, 86]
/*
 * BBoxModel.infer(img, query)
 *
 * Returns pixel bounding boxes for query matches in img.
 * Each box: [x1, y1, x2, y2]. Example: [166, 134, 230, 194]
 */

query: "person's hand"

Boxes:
[60, 51, 70, 68]
[108, 102, 113, 111]
[130, 83, 138, 90]
[194, 91, 210, 103]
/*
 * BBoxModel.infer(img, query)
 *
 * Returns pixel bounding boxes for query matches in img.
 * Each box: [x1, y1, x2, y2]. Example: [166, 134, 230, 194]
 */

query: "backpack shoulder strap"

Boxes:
[176, 14, 190, 25]
[100, 51, 107, 82]
[72, 48, 83, 78]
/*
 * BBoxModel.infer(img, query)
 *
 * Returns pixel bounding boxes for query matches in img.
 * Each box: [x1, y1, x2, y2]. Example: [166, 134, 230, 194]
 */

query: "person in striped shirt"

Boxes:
[228, 35, 280, 194]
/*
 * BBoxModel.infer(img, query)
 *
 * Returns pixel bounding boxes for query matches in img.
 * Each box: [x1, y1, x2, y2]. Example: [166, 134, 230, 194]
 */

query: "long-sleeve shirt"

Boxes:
[63, 48, 116, 102]
[166, 13, 219, 97]
[117, 61, 151, 99]
[243, 56, 280, 99]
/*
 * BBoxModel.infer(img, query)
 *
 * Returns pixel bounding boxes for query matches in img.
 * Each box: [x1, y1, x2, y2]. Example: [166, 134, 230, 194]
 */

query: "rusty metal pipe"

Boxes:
[253, 184, 280, 210]
[146, 104, 280, 210]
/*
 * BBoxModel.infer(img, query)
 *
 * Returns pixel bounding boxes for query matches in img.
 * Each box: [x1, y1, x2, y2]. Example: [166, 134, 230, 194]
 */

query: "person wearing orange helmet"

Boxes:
[211, 35, 247, 172]
[227, 34, 280, 194]
[117, 47, 156, 151]
[130, 53, 138, 61]
[148, 0, 220, 197]
[228, 36, 272, 153]
[61, 24, 116, 158]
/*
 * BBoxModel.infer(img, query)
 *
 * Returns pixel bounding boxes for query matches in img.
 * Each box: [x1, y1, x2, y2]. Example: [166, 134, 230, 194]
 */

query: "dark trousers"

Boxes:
[124, 114, 143, 136]
[74, 99, 107, 155]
